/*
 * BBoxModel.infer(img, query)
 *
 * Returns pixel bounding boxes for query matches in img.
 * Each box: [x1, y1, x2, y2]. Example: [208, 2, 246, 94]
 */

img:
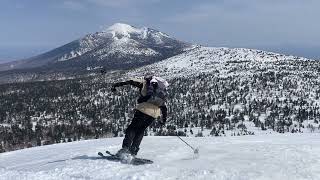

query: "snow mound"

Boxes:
[1, 134, 320, 180]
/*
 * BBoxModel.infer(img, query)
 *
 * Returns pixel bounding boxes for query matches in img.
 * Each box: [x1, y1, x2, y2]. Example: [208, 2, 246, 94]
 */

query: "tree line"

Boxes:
[1, 58, 320, 152]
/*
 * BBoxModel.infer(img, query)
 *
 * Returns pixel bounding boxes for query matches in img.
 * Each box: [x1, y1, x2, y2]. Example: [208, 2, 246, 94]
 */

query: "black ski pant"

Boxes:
[122, 110, 154, 155]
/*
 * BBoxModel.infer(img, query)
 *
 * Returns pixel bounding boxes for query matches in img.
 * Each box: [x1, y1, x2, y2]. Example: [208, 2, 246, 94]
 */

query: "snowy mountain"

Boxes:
[1, 23, 320, 162]
[1, 134, 319, 180]
[0, 23, 190, 82]
[2, 22, 320, 180]
[127, 46, 313, 78]
[54, 23, 189, 64]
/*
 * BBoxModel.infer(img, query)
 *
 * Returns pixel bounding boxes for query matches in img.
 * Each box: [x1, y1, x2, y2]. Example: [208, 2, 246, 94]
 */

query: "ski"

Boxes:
[105, 150, 114, 156]
[105, 150, 153, 164]
[98, 151, 153, 165]
[98, 152, 119, 160]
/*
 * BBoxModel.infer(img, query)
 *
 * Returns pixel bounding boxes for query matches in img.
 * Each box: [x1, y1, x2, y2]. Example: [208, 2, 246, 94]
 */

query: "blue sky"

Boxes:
[1, 0, 320, 62]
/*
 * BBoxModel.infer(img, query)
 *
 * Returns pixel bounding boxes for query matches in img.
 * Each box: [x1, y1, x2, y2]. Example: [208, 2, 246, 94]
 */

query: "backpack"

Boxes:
[146, 77, 169, 107]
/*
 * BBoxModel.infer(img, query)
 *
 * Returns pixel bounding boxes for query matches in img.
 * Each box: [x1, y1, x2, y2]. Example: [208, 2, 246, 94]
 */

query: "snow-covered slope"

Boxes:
[128, 46, 312, 78]
[1, 134, 319, 180]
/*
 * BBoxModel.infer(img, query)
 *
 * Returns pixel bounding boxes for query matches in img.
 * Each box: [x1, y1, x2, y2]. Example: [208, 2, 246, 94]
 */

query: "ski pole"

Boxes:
[176, 135, 199, 154]
[164, 118, 199, 154]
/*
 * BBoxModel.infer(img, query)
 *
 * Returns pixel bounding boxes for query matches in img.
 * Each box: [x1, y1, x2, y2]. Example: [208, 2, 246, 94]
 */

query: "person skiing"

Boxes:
[111, 75, 169, 157]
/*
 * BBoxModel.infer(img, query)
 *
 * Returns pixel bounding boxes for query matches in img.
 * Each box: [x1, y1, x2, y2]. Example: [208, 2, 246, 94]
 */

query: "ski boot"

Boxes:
[129, 146, 140, 157]
[116, 148, 133, 163]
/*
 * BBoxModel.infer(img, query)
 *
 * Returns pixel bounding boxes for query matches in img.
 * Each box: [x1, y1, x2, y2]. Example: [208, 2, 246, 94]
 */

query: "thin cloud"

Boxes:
[62, 1, 86, 10]
[86, 0, 132, 8]
[81, 0, 161, 8]
[166, 0, 320, 46]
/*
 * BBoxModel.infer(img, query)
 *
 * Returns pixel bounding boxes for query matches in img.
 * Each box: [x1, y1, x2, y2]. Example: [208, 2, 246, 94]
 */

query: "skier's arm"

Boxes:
[112, 80, 143, 91]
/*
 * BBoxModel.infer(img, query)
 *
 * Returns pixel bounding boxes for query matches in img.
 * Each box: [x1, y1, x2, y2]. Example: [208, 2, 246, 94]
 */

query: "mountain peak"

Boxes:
[101, 23, 171, 40]
[106, 23, 138, 32]
[103, 23, 145, 38]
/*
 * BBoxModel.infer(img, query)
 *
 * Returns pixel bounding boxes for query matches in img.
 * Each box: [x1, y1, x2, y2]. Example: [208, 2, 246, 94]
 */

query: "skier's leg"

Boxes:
[121, 114, 139, 149]
[129, 130, 144, 155]
[120, 130, 134, 152]
[130, 112, 154, 155]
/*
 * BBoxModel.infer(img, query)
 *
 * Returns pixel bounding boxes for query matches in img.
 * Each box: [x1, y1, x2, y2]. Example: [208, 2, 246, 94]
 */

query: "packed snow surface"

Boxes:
[1, 134, 320, 180]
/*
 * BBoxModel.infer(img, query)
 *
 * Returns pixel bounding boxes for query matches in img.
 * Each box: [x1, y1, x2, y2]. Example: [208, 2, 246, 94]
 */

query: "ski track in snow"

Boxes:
[1, 134, 320, 180]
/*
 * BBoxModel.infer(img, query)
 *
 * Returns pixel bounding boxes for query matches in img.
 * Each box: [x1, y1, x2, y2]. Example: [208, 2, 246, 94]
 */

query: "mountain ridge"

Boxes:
[0, 23, 318, 85]
[127, 45, 314, 79]
[0, 23, 190, 75]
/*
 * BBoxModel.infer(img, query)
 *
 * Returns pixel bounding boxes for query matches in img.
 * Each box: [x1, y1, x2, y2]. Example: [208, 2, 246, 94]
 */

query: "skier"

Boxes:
[111, 76, 169, 158]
